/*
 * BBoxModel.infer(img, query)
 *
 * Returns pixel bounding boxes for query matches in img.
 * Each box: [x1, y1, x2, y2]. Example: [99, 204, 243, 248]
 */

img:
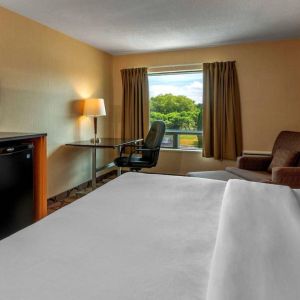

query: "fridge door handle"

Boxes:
[0, 144, 33, 156]
[0, 149, 31, 156]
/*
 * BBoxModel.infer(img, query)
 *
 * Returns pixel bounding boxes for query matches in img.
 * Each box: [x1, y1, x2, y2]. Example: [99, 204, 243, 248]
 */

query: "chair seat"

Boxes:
[114, 156, 153, 168]
[226, 167, 271, 182]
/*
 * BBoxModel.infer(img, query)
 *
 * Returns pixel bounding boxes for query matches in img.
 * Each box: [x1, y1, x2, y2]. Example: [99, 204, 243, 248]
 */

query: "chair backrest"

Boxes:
[272, 131, 300, 166]
[272, 131, 300, 155]
[143, 121, 166, 165]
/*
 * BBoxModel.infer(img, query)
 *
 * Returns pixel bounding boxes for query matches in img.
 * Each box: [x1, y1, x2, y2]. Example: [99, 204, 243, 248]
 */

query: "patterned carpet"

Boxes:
[47, 174, 116, 215]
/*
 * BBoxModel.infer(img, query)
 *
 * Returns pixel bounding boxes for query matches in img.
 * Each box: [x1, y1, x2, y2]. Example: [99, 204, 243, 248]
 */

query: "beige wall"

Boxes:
[0, 7, 113, 197]
[112, 40, 300, 174]
[2, 5, 300, 188]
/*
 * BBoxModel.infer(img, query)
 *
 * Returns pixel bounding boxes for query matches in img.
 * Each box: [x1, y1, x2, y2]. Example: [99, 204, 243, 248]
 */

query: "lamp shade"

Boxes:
[84, 98, 106, 117]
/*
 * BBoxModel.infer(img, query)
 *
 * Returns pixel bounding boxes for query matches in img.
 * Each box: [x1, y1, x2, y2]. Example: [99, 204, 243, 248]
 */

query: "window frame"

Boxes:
[148, 69, 203, 151]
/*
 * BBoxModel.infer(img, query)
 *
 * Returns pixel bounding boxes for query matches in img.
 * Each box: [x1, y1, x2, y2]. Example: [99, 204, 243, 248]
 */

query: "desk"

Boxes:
[66, 138, 143, 189]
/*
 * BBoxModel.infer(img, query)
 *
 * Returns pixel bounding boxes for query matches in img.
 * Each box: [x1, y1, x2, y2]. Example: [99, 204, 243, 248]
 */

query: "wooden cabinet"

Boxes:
[0, 132, 47, 220]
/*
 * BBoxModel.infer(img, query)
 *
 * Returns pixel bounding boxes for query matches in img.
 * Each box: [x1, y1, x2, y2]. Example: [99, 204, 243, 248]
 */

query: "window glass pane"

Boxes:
[161, 134, 174, 148]
[179, 134, 202, 149]
[149, 71, 203, 150]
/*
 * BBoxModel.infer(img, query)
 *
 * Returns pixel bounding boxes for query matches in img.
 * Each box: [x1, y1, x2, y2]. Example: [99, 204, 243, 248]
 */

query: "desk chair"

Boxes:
[114, 121, 166, 173]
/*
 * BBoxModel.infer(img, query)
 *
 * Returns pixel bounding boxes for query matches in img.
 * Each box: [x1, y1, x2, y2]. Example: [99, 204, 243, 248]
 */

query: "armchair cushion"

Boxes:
[237, 155, 272, 171]
[272, 167, 300, 189]
[226, 167, 271, 182]
[267, 148, 299, 172]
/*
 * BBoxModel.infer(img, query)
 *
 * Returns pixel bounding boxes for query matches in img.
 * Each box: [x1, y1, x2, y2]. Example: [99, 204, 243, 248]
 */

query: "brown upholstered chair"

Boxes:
[226, 131, 300, 188]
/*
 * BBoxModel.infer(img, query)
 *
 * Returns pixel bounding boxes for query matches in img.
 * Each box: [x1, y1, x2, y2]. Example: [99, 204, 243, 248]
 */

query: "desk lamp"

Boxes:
[84, 98, 106, 144]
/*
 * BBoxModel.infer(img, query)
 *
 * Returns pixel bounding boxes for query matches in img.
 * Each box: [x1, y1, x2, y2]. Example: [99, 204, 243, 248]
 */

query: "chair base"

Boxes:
[130, 168, 142, 172]
[115, 167, 141, 177]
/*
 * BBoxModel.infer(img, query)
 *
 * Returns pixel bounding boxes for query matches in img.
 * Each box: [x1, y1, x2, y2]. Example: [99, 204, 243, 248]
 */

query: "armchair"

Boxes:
[226, 131, 300, 188]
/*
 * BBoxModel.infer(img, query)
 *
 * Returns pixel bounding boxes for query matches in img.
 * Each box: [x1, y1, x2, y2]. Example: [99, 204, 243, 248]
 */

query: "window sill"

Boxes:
[161, 148, 202, 153]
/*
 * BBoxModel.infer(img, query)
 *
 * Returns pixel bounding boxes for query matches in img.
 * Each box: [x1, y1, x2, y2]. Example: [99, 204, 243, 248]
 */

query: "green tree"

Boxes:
[150, 94, 202, 130]
[150, 94, 197, 114]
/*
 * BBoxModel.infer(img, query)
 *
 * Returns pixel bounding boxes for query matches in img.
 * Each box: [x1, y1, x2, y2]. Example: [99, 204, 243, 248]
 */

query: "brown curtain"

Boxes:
[121, 67, 149, 140]
[202, 61, 243, 160]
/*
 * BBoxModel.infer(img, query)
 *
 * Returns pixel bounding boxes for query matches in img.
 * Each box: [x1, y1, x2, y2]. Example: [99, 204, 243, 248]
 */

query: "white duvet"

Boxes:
[0, 173, 226, 300]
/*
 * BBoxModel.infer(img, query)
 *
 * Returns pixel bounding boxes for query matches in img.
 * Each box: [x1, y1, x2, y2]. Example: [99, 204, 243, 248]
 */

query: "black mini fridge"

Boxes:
[0, 143, 34, 240]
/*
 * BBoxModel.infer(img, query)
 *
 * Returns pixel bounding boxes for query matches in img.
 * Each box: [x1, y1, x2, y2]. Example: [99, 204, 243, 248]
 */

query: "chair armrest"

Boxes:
[237, 155, 272, 171]
[120, 141, 144, 156]
[272, 167, 300, 188]
[135, 147, 160, 152]
[121, 142, 145, 148]
[126, 147, 160, 163]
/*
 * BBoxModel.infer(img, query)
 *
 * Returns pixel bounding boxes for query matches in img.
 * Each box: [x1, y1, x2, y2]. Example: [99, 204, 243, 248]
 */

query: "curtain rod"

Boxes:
[148, 63, 202, 69]
[127, 61, 236, 70]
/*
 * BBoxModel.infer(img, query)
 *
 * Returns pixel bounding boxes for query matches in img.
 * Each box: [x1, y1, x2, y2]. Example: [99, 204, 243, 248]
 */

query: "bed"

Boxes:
[0, 173, 226, 300]
[1, 172, 300, 300]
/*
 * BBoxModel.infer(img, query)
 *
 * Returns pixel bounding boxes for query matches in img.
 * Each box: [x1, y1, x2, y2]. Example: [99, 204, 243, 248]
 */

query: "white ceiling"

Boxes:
[1, 0, 300, 55]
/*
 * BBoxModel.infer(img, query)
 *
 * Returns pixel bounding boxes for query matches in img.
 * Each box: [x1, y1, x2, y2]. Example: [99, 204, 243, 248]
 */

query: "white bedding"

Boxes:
[0, 173, 226, 300]
[207, 180, 300, 300]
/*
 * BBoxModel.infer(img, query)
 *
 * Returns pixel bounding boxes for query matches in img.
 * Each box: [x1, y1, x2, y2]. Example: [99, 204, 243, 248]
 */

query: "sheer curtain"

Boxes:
[202, 61, 243, 160]
[121, 67, 149, 140]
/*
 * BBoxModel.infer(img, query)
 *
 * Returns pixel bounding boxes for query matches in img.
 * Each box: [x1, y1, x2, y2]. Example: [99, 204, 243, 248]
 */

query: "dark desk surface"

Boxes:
[0, 132, 47, 142]
[66, 138, 143, 148]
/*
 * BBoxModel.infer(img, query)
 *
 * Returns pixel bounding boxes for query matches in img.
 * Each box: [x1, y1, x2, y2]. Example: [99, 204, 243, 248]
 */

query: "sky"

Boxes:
[149, 72, 203, 104]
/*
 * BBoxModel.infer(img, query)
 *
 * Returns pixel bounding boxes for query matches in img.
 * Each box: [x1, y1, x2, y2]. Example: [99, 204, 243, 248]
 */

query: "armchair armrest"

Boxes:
[237, 155, 272, 171]
[272, 167, 300, 188]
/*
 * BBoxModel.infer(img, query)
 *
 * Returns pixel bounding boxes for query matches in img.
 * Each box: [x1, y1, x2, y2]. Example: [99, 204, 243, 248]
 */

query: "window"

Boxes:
[149, 71, 203, 150]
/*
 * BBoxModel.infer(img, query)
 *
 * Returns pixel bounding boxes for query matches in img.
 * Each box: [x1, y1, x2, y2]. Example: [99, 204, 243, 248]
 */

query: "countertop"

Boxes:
[0, 132, 47, 142]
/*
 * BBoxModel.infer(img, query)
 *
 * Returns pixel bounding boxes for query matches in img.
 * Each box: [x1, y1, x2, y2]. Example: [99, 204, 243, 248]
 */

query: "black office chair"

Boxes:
[114, 121, 166, 172]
